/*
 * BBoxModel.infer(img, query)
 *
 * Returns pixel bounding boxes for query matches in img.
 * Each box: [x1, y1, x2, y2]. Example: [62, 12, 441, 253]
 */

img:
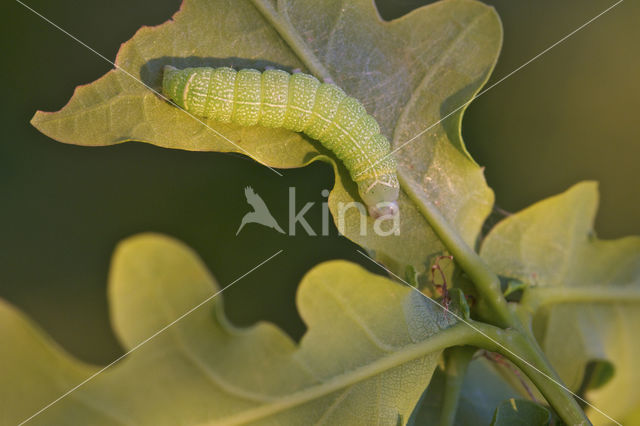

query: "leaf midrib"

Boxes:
[527, 285, 640, 309]
[198, 323, 474, 426]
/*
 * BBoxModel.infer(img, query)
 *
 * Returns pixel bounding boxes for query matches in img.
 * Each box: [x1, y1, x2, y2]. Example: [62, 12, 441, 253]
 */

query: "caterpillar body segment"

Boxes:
[162, 66, 399, 217]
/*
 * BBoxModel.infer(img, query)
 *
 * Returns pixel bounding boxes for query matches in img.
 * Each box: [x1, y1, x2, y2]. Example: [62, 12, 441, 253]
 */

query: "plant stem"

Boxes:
[397, 178, 594, 423]
[467, 323, 592, 425]
[250, 0, 334, 81]
[398, 174, 514, 328]
[438, 346, 476, 426]
[507, 342, 591, 425]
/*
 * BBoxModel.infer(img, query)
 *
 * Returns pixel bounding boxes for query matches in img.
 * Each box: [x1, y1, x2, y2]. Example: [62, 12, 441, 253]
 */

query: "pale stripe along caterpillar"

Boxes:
[162, 66, 399, 217]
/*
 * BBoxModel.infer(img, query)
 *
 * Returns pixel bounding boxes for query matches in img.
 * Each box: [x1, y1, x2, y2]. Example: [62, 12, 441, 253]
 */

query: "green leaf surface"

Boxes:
[490, 399, 550, 426]
[31, 0, 501, 277]
[0, 233, 482, 425]
[480, 182, 640, 424]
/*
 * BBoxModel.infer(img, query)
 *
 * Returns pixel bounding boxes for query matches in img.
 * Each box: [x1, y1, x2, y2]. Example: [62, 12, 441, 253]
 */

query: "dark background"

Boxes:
[2, 0, 638, 364]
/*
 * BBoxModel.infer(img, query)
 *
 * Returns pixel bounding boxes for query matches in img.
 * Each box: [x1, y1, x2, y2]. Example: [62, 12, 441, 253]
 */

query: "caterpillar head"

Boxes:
[369, 201, 399, 219]
[358, 178, 400, 219]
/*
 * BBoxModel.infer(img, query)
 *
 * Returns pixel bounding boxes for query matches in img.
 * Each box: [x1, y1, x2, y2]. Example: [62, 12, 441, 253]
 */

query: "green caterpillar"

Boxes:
[162, 66, 399, 217]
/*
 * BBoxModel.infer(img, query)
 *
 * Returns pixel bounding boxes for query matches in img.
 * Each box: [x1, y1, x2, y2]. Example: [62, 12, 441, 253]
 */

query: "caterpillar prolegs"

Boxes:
[162, 66, 399, 217]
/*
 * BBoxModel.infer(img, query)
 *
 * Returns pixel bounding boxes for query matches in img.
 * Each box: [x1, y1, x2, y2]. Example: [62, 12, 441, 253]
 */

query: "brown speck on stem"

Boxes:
[431, 254, 454, 311]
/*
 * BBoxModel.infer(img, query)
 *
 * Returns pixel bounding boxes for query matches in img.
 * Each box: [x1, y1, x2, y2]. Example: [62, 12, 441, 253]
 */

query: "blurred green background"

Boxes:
[1, 0, 638, 364]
